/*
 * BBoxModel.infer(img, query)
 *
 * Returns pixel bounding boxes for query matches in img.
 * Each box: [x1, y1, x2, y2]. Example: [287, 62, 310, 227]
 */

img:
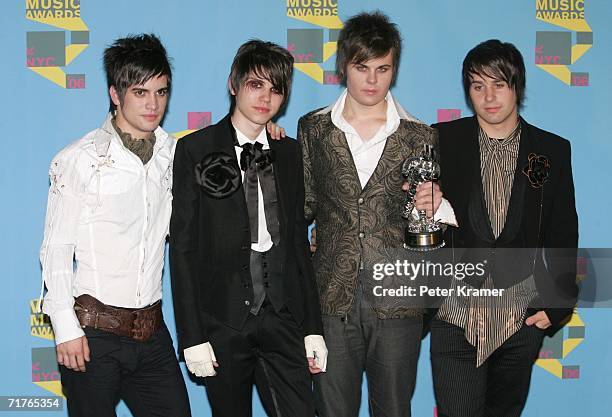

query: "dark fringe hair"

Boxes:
[335, 11, 402, 84]
[229, 39, 294, 106]
[462, 39, 526, 110]
[103, 33, 172, 112]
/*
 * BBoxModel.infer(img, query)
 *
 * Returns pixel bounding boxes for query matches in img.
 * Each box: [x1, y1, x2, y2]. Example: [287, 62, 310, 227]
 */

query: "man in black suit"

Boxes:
[430, 40, 578, 417]
[169, 40, 327, 417]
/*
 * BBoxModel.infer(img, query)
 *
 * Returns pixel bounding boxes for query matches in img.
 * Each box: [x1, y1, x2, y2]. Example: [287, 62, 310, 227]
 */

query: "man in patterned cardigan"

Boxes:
[297, 11, 454, 417]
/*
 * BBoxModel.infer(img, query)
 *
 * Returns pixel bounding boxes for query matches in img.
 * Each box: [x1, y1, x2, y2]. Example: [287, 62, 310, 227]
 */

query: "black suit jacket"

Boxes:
[169, 115, 323, 352]
[434, 116, 578, 334]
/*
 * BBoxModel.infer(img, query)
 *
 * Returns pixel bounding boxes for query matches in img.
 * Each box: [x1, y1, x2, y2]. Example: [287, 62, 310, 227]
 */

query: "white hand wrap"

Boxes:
[304, 335, 328, 372]
[184, 342, 217, 377]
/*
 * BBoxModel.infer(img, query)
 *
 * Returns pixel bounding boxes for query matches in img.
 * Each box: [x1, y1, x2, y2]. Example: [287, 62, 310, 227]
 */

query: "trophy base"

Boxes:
[403, 229, 445, 251]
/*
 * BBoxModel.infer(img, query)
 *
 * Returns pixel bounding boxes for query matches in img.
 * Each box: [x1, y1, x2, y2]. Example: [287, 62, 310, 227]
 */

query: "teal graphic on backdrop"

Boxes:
[31, 347, 63, 397]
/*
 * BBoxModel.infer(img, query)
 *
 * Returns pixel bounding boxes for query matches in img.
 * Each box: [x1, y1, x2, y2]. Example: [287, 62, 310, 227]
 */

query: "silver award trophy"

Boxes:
[401, 144, 445, 251]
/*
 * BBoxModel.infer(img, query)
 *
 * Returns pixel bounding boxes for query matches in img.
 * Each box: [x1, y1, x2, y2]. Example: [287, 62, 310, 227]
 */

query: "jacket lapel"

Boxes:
[213, 114, 240, 155]
[465, 117, 496, 243]
[214, 115, 249, 215]
[497, 118, 542, 245]
[500, 118, 543, 244]
[328, 128, 362, 183]
[315, 117, 362, 193]
[266, 130, 288, 227]
[362, 124, 413, 193]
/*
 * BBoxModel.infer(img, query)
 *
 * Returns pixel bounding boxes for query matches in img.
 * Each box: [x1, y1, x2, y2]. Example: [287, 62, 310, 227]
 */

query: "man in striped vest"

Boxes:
[430, 39, 579, 417]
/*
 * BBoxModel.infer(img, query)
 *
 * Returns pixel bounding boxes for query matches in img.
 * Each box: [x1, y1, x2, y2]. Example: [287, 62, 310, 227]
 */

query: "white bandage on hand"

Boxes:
[304, 334, 328, 372]
[184, 342, 217, 377]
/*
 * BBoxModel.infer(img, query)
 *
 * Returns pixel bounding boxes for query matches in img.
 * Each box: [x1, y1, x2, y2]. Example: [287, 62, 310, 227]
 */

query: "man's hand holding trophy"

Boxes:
[401, 144, 445, 251]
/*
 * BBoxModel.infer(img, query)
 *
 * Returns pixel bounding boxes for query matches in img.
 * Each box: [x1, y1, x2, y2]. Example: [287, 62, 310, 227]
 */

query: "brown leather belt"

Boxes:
[74, 294, 162, 342]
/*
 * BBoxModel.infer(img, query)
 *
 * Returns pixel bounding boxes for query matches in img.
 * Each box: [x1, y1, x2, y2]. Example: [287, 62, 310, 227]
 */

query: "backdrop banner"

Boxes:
[2, 1, 610, 416]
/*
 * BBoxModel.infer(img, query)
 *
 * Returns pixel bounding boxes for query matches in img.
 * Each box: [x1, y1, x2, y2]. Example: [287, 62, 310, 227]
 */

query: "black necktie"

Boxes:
[238, 140, 280, 245]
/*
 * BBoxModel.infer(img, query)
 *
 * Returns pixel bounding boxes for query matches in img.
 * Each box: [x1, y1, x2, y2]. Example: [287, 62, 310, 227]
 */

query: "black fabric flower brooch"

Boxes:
[195, 152, 241, 198]
[522, 153, 550, 188]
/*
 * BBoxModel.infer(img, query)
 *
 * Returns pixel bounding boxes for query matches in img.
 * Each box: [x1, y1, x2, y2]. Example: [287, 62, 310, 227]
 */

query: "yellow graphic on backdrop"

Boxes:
[30, 299, 63, 398]
[33, 381, 64, 397]
[286, 0, 342, 29]
[30, 299, 55, 341]
[535, 0, 592, 86]
[286, 0, 343, 84]
[26, 0, 89, 88]
[536, 310, 584, 379]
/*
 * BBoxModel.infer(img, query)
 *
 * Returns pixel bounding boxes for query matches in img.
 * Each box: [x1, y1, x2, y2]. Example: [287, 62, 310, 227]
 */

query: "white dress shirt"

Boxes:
[331, 89, 402, 188]
[327, 89, 456, 225]
[40, 114, 175, 344]
[233, 126, 273, 252]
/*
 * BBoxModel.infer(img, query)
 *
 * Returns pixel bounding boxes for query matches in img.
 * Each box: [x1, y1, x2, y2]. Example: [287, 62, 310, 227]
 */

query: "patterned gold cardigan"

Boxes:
[297, 103, 438, 319]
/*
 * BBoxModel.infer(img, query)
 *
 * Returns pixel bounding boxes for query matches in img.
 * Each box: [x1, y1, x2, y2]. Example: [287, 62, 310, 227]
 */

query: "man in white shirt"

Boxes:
[170, 40, 327, 416]
[297, 12, 451, 417]
[40, 34, 191, 417]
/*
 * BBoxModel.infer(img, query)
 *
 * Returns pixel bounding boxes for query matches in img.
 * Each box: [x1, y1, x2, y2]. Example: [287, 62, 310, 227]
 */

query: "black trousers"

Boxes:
[203, 302, 315, 417]
[430, 318, 545, 417]
[60, 323, 191, 417]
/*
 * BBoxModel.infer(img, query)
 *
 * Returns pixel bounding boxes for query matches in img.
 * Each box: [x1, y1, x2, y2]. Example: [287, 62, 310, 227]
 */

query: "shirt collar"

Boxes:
[234, 125, 269, 149]
[478, 120, 521, 152]
[329, 89, 423, 138]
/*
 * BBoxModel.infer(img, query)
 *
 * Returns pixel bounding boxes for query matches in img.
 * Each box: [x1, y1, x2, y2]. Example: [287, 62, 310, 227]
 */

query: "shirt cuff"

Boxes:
[49, 308, 85, 345]
[434, 198, 458, 227]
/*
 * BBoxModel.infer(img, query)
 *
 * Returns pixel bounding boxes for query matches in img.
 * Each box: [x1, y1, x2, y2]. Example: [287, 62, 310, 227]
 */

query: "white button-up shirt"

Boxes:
[233, 127, 273, 252]
[331, 89, 402, 188]
[40, 114, 175, 344]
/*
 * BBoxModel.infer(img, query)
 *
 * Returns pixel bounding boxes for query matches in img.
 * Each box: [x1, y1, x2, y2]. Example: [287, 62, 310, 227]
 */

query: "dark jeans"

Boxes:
[430, 318, 545, 417]
[60, 323, 191, 417]
[314, 289, 423, 417]
[204, 302, 315, 417]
